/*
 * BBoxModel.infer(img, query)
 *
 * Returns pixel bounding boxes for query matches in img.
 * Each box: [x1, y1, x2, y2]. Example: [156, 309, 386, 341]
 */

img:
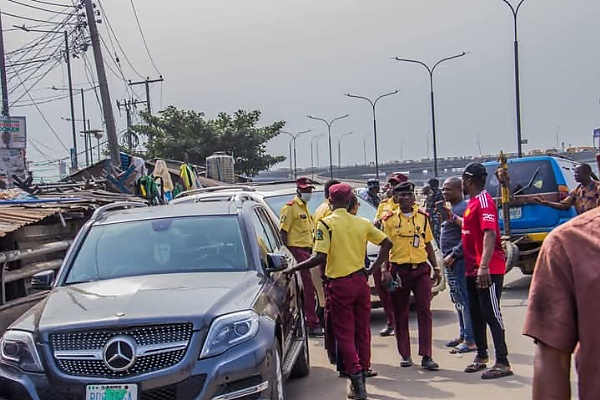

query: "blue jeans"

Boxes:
[445, 258, 474, 343]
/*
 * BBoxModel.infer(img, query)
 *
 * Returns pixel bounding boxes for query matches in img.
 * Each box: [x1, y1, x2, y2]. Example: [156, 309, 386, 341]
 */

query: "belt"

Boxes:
[391, 262, 426, 270]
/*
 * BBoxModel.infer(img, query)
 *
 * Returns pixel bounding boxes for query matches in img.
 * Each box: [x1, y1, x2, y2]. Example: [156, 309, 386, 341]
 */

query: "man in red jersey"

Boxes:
[448, 163, 512, 380]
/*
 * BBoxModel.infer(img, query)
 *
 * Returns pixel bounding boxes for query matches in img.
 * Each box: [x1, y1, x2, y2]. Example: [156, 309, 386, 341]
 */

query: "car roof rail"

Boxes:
[232, 192, 258, 209]
[174, 185, 256, 199]
[545, 152, 577, 162]
[91, 201, 148, 221]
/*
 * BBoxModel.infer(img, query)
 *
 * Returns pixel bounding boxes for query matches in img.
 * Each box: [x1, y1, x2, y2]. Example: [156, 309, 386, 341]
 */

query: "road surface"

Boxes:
[285, 271, 578, 399]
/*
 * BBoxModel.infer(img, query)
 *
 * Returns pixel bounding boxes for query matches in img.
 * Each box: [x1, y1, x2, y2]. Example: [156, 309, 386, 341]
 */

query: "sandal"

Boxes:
[365, 369, 378, 378]
[481, 364, 514, 380]
[445, 338, 463, 348]
[465, 360, 488, 373]
[450, 343, 477, 354]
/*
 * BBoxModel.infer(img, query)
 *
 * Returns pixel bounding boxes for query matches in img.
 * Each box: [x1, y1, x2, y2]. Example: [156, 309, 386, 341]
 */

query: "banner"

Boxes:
[0, 116, 27, 149]
[594, 128, 600, 139]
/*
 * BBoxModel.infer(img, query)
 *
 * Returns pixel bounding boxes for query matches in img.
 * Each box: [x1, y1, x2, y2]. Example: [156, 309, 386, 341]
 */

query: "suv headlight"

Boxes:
[199, 310, 259, 359]
[0, 331, 44, 372]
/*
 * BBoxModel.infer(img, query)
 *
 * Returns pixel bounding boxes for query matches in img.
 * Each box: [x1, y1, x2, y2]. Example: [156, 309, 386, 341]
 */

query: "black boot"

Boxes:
[347, 373, 367, 399]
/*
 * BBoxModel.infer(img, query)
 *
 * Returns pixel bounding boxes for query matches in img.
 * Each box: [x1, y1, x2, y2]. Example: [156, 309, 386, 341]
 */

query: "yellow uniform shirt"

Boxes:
[279, 196, 314, 248]
[314, 208, 387, 279]
[375, 198, 399, 221]
[381, 207, 433, 265]
[313, 200, 332, 231]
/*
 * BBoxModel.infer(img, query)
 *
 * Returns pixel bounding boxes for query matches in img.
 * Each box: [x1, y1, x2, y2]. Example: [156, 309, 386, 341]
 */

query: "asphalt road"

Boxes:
[285, 270, 578, 400]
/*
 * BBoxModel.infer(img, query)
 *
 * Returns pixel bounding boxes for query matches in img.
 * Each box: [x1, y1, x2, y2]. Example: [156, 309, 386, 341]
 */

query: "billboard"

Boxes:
[0, 116, 27, 149]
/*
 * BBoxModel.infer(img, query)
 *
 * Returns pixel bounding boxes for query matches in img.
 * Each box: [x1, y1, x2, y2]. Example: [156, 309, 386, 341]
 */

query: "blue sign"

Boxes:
[594, 128, 600, 139]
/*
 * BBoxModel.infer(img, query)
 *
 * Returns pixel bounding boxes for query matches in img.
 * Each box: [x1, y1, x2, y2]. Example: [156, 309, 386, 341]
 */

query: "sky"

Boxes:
[3, 0, 600, 171]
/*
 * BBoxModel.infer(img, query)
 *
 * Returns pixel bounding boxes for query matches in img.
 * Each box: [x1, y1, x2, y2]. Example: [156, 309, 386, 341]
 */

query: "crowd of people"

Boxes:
[279, 158, 600, 399]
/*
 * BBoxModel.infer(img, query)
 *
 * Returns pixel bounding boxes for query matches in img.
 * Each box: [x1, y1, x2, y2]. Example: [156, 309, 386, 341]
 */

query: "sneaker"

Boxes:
[400, 357, 413, 367]
[379, 324, 395, 337]
[421, 356, 440, 371]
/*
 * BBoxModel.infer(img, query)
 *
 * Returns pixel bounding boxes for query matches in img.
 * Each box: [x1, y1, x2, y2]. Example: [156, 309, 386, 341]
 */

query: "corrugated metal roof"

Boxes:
[0, 207, 64, 238]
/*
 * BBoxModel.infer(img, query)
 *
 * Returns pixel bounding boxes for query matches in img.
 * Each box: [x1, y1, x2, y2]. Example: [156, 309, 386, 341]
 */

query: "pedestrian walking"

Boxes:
[439, 177, 476, 354]
[380, 181, 442, 371]
[450, 163, 512, 379]
[358, 178, 381, 208]
[279, 177, 323, 337]
[523, 207, 600, 400]
[534, 163, 600, 215]
[425, 178, 444, 246]
[285, 183, 392, 400]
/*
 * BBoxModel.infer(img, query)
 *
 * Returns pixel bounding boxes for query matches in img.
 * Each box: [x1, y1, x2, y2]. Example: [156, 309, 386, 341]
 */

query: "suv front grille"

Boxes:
[49, 323, 193, 378]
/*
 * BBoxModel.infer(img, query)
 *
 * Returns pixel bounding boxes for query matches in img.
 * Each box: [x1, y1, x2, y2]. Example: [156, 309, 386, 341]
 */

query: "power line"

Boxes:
[129, 0, 161, 75]
[82, 52, 103, 114]
[2, 10, 73, 25]
[96, 0, 145, 79]
[29, 0, 74, 8]
[7, 0, 75, 15]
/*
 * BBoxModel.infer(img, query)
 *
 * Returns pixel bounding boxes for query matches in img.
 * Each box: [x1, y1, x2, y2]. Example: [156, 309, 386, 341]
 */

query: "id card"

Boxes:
[412, 235, 420, 248]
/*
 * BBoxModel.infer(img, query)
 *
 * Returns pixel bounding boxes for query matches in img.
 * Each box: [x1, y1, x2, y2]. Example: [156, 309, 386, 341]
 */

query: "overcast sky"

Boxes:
[4, 0, 600, 170]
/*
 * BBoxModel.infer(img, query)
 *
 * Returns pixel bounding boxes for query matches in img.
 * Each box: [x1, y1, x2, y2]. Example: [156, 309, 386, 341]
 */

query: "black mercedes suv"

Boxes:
[0, 196, 309, 400]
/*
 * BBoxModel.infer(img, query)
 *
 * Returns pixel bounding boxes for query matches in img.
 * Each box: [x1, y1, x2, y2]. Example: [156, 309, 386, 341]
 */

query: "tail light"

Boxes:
[558, 185, 569, 200]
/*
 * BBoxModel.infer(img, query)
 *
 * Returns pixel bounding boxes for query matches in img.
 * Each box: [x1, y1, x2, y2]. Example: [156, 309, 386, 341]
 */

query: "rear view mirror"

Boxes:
[31, 270, 55, 290]
[265, 253, 288, 273]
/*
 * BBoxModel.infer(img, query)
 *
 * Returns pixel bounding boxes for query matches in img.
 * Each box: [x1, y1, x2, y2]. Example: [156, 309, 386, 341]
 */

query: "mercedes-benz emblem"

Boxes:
[103, 335, 137, 372]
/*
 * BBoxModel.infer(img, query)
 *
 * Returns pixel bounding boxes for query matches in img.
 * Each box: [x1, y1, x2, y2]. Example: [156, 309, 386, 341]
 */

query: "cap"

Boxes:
[296, 177, 315, 189]
[393, 173, 408, 183]
[328, 183, 354, 203]
[392, 181, 415, 193]
[367, 178, 380, 187]
[463, 163, 488, 179]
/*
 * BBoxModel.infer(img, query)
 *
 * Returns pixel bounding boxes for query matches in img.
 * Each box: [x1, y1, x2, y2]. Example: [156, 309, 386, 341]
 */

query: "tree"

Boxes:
[133, 107, 286, 176]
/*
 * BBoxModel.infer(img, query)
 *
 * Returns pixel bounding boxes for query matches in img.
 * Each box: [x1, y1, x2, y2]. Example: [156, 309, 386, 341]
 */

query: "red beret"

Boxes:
[296, 177, 315, 189]
[328, 183, 353, 203]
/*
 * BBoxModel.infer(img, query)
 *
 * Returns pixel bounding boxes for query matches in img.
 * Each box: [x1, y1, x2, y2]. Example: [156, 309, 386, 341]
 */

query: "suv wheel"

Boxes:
[290, 305, 310, 378]
[269, 338, 285, 400]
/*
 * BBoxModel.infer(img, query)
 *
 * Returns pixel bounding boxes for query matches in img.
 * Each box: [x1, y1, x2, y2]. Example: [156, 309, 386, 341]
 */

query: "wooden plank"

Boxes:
[4, 259, 63, 283]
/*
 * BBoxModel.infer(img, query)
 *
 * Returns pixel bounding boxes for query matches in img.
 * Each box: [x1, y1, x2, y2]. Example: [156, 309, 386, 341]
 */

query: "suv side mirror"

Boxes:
[265, 253, 288, 273]
[31, 270, 55, 290]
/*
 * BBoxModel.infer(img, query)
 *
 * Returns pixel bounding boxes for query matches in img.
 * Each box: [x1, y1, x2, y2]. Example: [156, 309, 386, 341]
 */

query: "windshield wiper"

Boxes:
[513, 166, 541, 196]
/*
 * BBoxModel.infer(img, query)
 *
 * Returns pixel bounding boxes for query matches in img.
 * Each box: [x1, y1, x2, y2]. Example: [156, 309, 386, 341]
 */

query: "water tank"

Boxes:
[206, 152, 235, 183]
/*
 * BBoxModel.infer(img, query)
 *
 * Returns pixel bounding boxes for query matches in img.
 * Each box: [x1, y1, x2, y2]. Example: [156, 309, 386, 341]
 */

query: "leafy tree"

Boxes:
[133, 107, 286, 176]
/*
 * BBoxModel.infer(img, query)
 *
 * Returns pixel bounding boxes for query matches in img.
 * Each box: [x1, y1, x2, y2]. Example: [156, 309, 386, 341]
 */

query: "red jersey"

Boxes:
[462, 190, 506, 277]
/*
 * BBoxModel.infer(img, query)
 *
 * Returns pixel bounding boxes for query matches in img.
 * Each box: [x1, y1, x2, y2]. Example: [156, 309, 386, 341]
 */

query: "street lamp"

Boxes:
[307, 114, 349, 178]
[346, 90, 399, 179]
[498, 0, 528, 157]
[393, 52, 466, 177]
[315, 135, 326, 170]
[281, 129, 311, 179]
[310, 134, 325, 179]
[337, 132, 354, 171]
[362, 133, 370, 167]
[17, 26, 78, 169]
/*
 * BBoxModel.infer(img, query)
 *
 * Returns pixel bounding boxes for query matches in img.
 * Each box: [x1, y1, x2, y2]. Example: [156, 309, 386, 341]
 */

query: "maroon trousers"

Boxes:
[390, 263, 433, 359]
[288, 247, 321, 329]
[326, 271, 371, 375]
[373, 262, 395, 326]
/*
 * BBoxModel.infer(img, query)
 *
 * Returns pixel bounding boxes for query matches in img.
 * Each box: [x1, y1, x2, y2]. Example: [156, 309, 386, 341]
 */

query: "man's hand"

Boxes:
[381, 268, 393, 285]
[531, 196, 545, 205]
[432, 269, 442, 286]
[283, 266, 297, 275]
[443, 254, 455, 268]
[477, 266, 492, 289]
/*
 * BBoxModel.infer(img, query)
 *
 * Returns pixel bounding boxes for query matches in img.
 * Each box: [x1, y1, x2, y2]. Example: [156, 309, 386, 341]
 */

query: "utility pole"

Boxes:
[80, 89, 88, 166]
[64, 31, 78, 170]
[117, 99, 145, 152]
[84, 0, 120, 166]
[0, 9, 9, 116]
[128, 76, 163, 116]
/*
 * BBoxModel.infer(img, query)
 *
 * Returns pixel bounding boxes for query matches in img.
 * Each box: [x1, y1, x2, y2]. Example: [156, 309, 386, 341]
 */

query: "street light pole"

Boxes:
[307, 114, 349, 178]
[499, 0, 527, 157]
[310, 134, 325, 179]
[337, 132, 354, 171]
[315, 135, 326, 170]
[393, 52, 466, 177]
[281, 129, 311, 179]
[346, 90, 399, 179]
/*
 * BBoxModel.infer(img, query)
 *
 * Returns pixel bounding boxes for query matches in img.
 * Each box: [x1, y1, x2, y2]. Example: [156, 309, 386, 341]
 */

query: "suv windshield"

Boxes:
[485, 159, 558, 197]
[263, 191, 377, 222]
[65, 216, 249, 284]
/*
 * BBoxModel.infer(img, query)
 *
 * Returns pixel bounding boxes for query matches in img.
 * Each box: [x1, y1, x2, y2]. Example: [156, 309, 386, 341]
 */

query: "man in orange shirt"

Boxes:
[280, 177, 322, 337]
[285, 184, 392, 400]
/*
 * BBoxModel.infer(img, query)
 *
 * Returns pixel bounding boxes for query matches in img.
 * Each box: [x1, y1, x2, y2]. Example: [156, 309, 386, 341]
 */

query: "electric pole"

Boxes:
[84, 0, 120, 166]
[128, 76, 163, 116]
[64, 30, 78, 170]
[117, 99, 145, 152]
[0, 9, 9, 116]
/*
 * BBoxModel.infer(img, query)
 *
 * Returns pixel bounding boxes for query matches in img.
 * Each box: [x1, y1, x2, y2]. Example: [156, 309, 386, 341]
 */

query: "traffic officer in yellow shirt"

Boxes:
[279, 177, 323, 337]
[380, 181, 442, 371]
[284, 184, 392, 400]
